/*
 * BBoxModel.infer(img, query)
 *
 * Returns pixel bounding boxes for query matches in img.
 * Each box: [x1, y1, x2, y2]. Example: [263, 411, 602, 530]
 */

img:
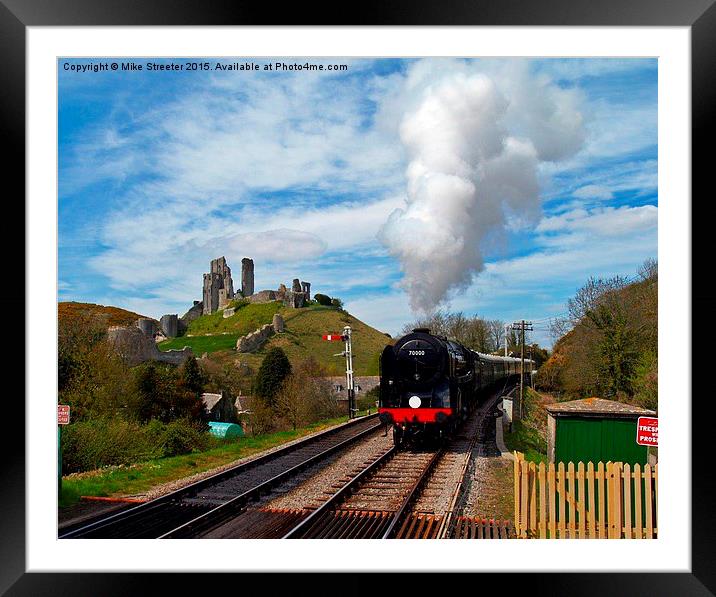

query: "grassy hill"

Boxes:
[158, 302, 391, 376]
[58, 301, 153, 328]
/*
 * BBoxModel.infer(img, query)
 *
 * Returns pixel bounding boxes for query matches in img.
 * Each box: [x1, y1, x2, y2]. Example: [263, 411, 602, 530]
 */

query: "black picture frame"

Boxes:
[4, 0, 710, 593]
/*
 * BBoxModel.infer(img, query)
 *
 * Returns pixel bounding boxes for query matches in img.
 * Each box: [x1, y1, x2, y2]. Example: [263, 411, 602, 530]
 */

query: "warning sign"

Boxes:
[636, 416, 657, 446]
[58, 404, 70, 425]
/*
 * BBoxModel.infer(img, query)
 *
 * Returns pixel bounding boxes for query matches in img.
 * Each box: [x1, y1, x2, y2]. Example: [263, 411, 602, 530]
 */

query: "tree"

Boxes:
[180, 357, 206, 395]
[276, 358, 339, 429]
[253, 347, 292, 407]
[314, 293, 332, 306]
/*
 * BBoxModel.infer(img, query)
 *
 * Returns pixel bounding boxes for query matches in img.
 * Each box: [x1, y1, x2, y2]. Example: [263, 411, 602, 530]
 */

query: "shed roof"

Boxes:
[545, 397, 656, 417]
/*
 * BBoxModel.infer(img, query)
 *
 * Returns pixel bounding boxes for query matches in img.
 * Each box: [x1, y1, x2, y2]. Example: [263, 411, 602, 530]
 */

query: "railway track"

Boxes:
[282, 388, 513, 539]
[282, 446, 442, 538]
[60, 414, 380, 539]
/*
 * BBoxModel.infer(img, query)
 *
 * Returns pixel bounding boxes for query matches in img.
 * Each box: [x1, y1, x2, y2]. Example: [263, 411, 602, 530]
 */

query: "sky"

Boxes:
[58, 57, 657, 347]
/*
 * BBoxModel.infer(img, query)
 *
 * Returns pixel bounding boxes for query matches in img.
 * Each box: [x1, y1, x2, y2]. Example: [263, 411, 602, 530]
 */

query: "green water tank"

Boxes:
[208, 421, 244, 439]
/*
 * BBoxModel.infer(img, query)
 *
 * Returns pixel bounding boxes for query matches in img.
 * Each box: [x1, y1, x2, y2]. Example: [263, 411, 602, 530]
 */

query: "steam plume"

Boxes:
[379, 68, 584, 312]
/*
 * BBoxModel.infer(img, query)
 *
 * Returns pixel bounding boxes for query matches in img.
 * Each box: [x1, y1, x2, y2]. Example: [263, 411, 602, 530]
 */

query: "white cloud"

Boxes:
[574, 184, 614, 200]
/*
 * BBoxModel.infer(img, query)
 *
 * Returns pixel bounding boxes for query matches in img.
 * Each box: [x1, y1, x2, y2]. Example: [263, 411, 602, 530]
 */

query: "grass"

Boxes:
[196, 304, 391, 376]
[503, 387, 550, 464]
[184, 301, 282, 336]
[59, 414, 352, 509]
[503, 420, 548, 464]
[157, 333, 240, 353]
[476, 458, 515, 522]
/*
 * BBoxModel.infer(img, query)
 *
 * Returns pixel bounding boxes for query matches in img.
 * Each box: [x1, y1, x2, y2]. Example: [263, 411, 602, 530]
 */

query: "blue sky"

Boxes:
[58, 57, 657, 346]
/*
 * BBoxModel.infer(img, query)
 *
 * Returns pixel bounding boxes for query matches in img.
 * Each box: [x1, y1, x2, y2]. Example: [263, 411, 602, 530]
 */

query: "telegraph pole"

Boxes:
[504, 323, 510, 357]
[511, 320, 533, 419]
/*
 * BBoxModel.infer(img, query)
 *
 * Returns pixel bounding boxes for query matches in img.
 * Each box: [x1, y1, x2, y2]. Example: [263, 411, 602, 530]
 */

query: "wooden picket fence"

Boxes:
[513, 452, 657, 538]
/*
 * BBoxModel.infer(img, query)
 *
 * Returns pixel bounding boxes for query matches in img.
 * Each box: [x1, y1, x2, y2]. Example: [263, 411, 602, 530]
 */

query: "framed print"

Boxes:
[5, 0, 711, 593]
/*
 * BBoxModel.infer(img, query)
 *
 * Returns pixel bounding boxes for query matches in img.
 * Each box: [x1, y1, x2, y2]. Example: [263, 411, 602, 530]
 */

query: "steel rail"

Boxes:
[60, 413, 379, 539]
[380, 447, 444, 539]
[159, 420, 381, 538]
[282, 446, 397, 538]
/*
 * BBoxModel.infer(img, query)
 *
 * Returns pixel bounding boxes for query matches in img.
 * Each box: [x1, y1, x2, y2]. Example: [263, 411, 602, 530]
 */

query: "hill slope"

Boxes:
[535, 270, 657, 409]
[159, 302, 391, 376]
[58, 301, 153, 328]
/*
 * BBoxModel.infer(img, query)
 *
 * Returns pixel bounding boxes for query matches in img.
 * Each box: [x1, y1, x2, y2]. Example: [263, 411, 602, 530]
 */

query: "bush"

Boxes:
[62, 418, 162, 474]
[159, 419, 210, 457]
[357, 386, 380, 411]
[313, 293, 332, 306]
[62, 417, 212, 473]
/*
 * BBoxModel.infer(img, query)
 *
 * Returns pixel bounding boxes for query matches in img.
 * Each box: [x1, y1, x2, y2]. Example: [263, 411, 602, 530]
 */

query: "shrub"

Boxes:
[62, 418, 162, 474]
[253, 347, 292, 407]
[159, 419, 210, 457]
[61, 417, 213, 473]
[357, 386, 380, 411]
[313, 293, 332, 306]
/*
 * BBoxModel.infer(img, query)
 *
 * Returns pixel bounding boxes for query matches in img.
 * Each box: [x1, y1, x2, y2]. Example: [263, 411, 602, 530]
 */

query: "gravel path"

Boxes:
[461, 406, 513, 520]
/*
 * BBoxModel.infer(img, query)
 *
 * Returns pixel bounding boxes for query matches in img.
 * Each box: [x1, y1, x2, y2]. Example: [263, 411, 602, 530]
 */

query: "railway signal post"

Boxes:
[322, 326, 356, 418]
[343, 326, 356, 419]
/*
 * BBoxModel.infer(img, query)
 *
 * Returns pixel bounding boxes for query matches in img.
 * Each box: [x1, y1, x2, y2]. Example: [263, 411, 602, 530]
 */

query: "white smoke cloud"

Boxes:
[378, 65, 585, 312]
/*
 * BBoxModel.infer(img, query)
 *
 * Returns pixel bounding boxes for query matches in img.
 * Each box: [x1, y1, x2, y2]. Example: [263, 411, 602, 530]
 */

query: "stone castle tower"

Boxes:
[241, 258, 254, 297]
[202, 256, 235, 314]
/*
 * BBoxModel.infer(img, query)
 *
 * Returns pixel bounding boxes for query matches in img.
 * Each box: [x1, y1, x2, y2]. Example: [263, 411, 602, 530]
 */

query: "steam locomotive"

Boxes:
[378, 328, 534, 445]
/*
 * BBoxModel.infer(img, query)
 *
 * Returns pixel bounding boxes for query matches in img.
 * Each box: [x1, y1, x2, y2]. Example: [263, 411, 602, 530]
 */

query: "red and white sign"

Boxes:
[58, 404, 70, 425]
[322, 334, 345, 341]
[636, 416, 657, 446]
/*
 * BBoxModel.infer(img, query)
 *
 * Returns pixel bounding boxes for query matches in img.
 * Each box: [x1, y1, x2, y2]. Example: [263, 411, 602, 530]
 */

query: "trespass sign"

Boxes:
[636, 416, 658, 446]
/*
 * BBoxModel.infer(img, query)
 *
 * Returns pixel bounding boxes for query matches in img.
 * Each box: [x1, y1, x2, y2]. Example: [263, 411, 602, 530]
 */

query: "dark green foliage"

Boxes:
[331, 297, 344, 309]
[62, 418, 213, 474]
[129, 362, 207, 426]
[314, 293, 332, 306]
[180, 356, 207, 395]
[160, 419, 209, 457]
[253, 347, 292, 406]
[632, 350, 658, 411]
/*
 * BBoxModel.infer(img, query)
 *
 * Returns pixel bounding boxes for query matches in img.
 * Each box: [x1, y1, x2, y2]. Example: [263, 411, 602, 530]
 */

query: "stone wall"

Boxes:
[326, 376, 381, 399]
[107, 326, 193, 366]
[236, 323, 275, 353]
[160, 314, 178, 338]
[136, 318, 157, 336]
[248, 290, 277, 304]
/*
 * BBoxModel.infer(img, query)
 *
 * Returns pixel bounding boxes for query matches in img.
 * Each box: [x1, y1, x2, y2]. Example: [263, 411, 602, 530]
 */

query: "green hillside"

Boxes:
[158, 302, 391, 376]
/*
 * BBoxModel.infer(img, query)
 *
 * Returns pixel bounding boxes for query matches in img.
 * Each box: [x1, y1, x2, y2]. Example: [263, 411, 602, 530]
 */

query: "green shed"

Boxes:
[545, 398, 656, 465]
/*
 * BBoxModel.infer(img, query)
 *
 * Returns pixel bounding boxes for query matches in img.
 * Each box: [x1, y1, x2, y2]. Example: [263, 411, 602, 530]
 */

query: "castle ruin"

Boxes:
[241, 258, 254, 297]
[202, 256, 236, 314]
